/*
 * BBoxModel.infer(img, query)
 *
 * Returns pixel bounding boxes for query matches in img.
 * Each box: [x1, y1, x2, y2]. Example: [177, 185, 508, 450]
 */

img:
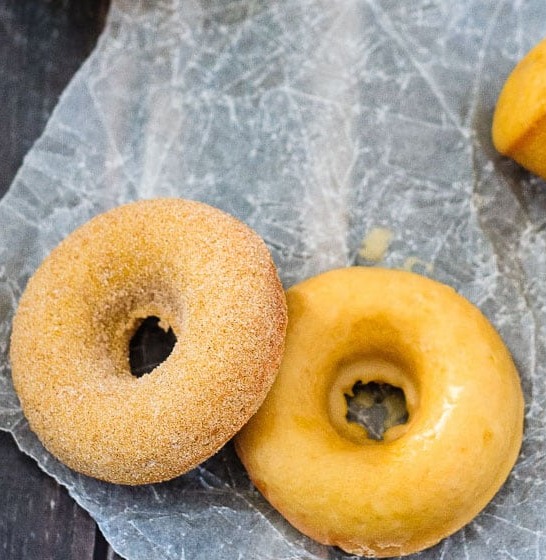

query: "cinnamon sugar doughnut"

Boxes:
[10, 198, 287, 485]
[235, 267, 524, 557]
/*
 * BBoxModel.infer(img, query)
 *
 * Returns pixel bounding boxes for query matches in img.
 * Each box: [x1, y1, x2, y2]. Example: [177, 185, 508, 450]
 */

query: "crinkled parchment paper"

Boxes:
[2, 0, 546, 558]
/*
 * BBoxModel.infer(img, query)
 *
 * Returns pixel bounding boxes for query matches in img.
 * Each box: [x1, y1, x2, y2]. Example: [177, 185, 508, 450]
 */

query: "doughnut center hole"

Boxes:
[345, 381, 408, 441]
[129, 316, 177, 377]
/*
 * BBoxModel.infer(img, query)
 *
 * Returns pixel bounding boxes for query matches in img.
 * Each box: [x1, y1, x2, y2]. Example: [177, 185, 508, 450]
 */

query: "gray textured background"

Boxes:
[1, 1, 545, 558]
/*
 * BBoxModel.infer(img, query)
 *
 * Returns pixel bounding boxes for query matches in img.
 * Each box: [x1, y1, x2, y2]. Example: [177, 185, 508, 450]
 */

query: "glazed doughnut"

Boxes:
[235, 267, 524, 557]
[492, 36, 546, 180]
[10, 199, 287, 485]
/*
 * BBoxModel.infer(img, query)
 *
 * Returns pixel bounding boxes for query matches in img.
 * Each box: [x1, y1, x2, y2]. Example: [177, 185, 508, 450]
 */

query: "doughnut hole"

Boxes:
[129, 316, 177, 377]
[345, 381, 408, 441]
[328, 357, 419, 445]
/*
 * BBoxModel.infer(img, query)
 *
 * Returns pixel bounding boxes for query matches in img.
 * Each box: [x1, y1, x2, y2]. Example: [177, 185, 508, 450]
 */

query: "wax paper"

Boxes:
[1, 0, 546, 558]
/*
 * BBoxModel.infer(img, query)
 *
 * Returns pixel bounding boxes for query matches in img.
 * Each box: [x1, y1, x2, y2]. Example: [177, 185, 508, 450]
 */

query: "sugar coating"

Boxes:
[10, 198, 287, 485]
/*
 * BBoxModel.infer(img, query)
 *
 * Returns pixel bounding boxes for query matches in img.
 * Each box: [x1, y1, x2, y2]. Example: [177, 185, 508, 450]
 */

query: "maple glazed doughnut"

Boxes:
[10, 199, 287, 485]
[235, 267, 524, 557]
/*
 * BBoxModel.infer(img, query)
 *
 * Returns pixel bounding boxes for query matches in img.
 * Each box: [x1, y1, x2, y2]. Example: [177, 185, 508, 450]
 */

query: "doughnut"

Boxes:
[492, 36, 546, 180]
[10, 198, 287, 485]
[235, 267, 524, 557]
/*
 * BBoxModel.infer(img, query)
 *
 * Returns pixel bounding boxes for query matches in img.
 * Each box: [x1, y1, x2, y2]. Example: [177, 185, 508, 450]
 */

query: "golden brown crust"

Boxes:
[10, 198, 287, 485]
[235, 267, 524, 557]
